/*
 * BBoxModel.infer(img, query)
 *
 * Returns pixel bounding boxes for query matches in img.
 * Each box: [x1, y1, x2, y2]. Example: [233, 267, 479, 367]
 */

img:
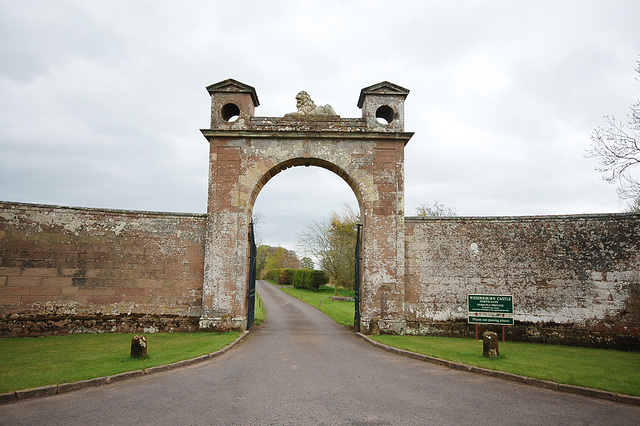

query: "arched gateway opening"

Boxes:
[199, 79, 413, 334]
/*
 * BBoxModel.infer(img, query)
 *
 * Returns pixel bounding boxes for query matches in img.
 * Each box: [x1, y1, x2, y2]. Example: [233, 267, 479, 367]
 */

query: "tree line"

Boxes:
[256, 206, 359, 294]
[257, 202, 458, 295]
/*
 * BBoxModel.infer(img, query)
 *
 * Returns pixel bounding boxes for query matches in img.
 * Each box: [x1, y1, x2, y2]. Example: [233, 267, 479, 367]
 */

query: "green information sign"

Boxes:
[468, 294, 513, 314]
[468, 316, 514, 326]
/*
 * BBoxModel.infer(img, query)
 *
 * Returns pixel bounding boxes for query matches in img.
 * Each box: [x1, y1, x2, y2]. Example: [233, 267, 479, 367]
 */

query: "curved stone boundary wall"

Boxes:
[0, 202, 206, 337]
[404, 214, 640, 350]
[2, 201, 639, 349]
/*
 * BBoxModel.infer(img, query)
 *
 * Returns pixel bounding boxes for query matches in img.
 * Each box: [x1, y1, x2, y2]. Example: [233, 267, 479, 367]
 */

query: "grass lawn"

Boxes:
[267, 280, 356, 327]
[371, 335, 640, 397]
[0, 294, 265, 394]
[0, 331, 241, 394]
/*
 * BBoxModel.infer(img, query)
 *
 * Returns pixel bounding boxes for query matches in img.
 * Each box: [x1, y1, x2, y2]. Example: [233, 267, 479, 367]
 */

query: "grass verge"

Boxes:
[0, 331, 240, 394]
[371, 335, 640, 396]
[254, 293, 265, 326]
[267, 280, 355, 327]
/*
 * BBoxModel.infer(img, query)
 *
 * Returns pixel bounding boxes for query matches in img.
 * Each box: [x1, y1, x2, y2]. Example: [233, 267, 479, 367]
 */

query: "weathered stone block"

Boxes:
[8, 276, 42, 287]
[21, 268, 58, 277]
[483, 331, 499, 358]
[130, 334, 147, 359]
[61, 286, 79, 296]
[0, 267, 22, 277]
[88, 295, 123, 305]
[29, 286, 62, 296]
[42, 277, 73, 287]
[0, 296, 20, 305]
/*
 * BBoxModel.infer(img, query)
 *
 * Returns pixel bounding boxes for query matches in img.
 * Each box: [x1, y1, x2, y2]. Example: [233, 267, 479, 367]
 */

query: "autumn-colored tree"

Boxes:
[297, 205, 359, 294]
[256, 245, 300, 278]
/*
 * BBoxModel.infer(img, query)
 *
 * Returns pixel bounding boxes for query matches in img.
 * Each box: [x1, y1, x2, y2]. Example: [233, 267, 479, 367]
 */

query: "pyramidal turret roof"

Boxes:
[357, 81, 409, 108]
[206, 79, 259, 106]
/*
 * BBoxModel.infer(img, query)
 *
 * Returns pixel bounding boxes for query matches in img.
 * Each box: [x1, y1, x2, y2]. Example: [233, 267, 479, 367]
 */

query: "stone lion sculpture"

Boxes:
[285, 91, 338, 117]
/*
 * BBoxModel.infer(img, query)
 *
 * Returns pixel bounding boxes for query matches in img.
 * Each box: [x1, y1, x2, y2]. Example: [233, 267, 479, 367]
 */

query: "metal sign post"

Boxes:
[468, 294, 513, 341]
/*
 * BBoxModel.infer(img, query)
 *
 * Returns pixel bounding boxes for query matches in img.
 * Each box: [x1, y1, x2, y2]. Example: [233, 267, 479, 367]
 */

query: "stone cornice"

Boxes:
[201, 128, 414, 143]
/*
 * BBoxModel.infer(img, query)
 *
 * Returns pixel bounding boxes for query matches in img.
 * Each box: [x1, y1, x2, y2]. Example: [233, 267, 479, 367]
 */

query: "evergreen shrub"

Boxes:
[263, 268, 293, 285]
[263, 268, 328, 289]
[292, 269, 329, 290]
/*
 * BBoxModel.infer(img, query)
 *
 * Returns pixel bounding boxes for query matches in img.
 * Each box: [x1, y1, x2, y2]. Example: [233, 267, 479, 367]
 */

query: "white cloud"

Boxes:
[1, 0, 639, 251]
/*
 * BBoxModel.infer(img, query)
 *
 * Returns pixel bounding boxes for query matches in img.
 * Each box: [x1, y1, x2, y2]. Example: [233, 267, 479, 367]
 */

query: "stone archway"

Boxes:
[199, 79, 413, 334]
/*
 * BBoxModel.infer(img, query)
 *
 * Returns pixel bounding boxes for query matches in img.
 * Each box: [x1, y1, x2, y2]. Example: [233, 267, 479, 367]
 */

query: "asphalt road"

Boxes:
[1, 280, 638, 425]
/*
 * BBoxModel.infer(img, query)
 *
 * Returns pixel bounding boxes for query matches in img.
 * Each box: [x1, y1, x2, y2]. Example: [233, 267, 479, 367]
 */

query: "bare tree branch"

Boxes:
[586, 60, 640, 204]
[416, 200, 457, 218]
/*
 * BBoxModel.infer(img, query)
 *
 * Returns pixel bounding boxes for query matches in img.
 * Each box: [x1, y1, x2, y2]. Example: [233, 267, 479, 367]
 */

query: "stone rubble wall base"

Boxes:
[361, 319, 408, 335]
[199, 316, 246, 332]
[0, 314, 200, 338]
[397, 320, 639, 351]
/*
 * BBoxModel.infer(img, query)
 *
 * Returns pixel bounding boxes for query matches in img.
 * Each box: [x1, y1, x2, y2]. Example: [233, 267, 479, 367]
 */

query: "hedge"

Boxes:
[263, 268, 293, 285]
[263, 268, 328, 290]
[292, 269, 329, 290]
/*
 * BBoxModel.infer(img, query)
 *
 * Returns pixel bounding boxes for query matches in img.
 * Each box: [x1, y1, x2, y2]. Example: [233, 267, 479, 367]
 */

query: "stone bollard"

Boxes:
[130, 335, 147, 359]
[483, 331, 499, 358]
[219, 315, 232, 333]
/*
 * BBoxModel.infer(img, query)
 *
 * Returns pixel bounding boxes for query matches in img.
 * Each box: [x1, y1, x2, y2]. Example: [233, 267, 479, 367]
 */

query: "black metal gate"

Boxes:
[354, 223, 362, 332]
[247, 222, 257, 329]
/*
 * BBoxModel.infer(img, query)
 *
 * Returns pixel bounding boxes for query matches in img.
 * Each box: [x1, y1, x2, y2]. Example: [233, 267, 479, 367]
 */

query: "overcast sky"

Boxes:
[1, 1, 639, 252]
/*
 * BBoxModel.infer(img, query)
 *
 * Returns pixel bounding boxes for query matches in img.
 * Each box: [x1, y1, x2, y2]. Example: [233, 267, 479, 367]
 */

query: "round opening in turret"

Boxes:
[375, 105, 394, 125]
[221, 103, 241, 122]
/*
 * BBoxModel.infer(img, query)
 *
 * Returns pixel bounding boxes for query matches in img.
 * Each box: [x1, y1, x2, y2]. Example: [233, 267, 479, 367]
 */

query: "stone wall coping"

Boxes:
[5, 201, 636, 223]
[4, 200, 635, 223]
[406, 212, 640, 222]
[356, 332, 640, 407]
[0, 201, 207, 219]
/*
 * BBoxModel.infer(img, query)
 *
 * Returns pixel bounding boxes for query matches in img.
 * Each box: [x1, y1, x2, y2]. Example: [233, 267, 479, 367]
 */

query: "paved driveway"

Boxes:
[1, 280, 638, 425]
